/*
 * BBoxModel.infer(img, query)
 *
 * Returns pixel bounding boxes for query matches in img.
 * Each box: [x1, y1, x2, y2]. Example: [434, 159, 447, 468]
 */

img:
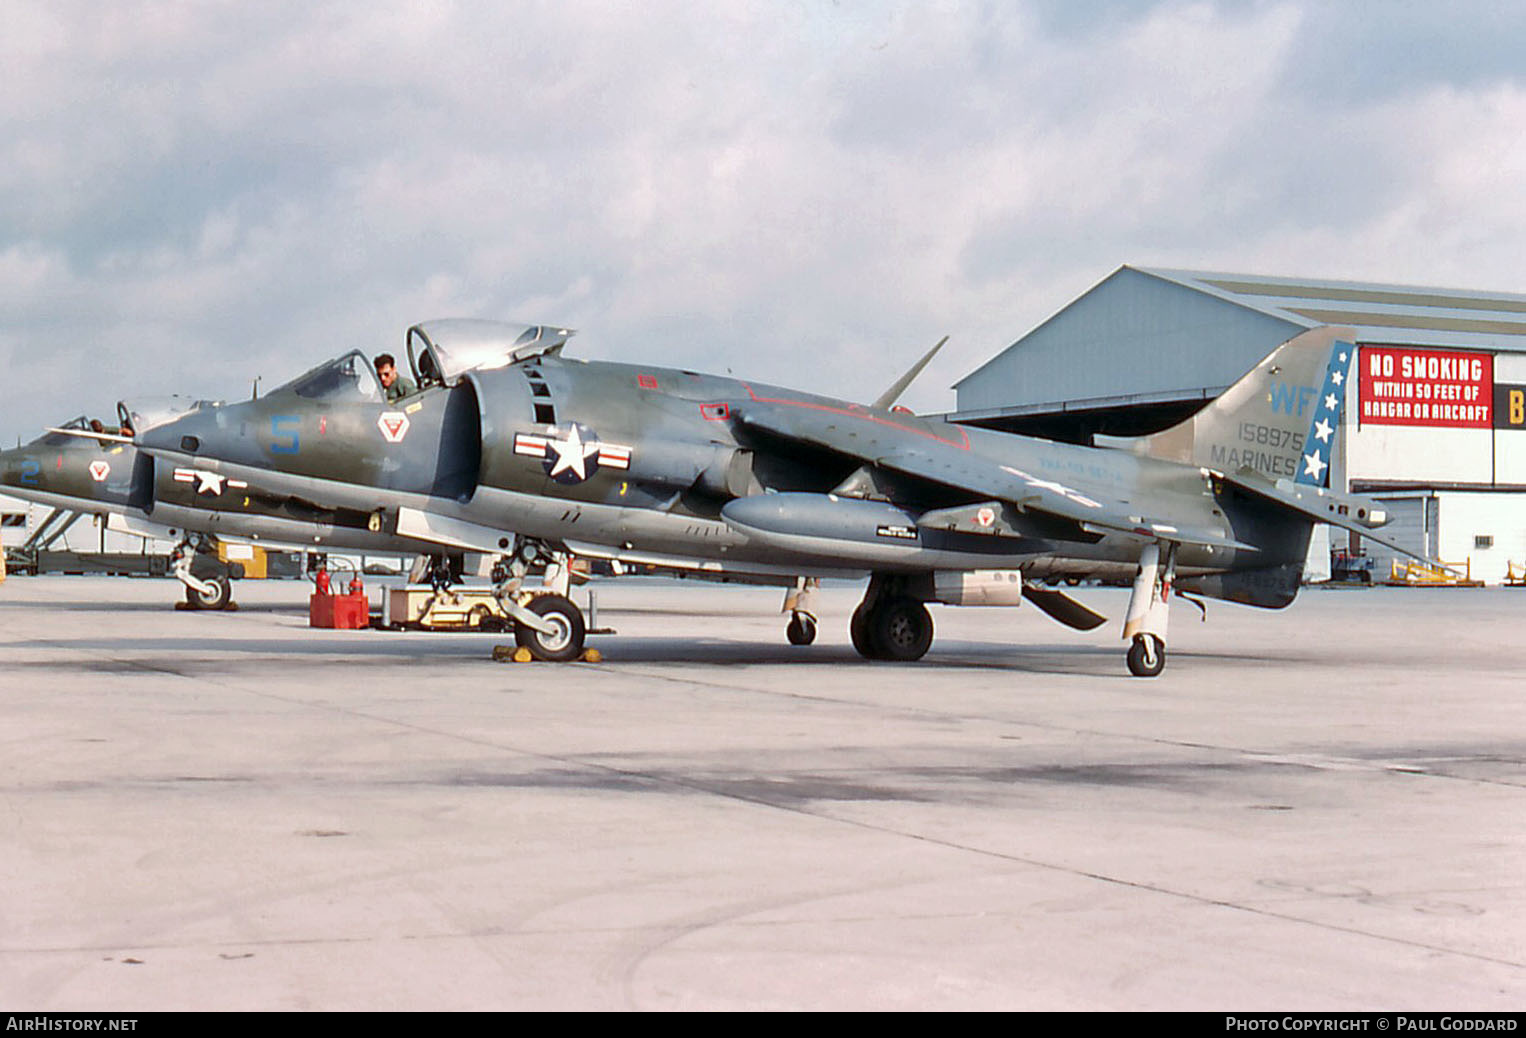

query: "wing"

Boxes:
[734, 398, 1253, 552]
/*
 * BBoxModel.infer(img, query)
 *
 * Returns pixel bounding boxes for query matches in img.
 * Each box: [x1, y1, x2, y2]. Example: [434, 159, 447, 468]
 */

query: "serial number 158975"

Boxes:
[1239, 422, 1303, 452]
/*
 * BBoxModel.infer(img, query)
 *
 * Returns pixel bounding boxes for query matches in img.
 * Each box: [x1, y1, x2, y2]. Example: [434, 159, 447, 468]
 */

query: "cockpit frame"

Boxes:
[274, 350, 386, 404]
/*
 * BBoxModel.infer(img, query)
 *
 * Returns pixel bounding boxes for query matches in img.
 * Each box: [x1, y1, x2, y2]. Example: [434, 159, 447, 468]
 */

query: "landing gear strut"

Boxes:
[490, 538, 588, 662]
[850, 574, 934, 661]
[1123, 542, 1176, 677]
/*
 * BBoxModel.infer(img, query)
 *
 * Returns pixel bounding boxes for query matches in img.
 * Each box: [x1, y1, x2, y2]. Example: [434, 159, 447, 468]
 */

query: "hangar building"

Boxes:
[951, 266, 1526, 583]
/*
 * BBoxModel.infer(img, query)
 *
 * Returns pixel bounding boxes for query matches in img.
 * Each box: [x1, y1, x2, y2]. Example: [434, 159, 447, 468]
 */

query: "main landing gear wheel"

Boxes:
[1127, 633, 1166, 678]
[514, 594, 587, 662]
[786, 613, 817, 646]
[874, 597, 933, 661]
[184, 575, 232, 611]
[850, 603, 877, 658]
[852, 596, 933, 661]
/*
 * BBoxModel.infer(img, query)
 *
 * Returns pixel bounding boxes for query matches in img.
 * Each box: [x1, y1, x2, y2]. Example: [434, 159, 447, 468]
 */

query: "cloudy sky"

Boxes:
[4, 0, 1525, 442]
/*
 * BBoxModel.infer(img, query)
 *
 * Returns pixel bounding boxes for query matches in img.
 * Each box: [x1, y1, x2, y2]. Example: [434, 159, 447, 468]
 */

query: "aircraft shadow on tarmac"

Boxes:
[12, 631, 1235, 677]
[0, 596, 301, 615]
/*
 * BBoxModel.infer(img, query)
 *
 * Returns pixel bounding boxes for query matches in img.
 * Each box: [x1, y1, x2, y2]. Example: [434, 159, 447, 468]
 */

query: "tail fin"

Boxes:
[1097, 325, 1356, 488]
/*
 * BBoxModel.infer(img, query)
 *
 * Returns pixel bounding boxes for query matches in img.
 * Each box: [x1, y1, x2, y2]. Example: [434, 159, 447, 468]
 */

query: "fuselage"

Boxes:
[0, 416, 425, 555]
[137, 349, 1308, 587]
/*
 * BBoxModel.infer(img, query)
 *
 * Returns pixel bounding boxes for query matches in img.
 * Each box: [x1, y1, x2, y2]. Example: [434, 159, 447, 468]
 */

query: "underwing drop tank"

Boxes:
[720, 492, 1046, 572]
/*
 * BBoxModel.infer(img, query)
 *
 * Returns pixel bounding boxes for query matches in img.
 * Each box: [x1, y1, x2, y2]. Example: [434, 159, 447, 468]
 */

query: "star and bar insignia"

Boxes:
[514, 423, 632, 484]
[174, 468, 249, 496]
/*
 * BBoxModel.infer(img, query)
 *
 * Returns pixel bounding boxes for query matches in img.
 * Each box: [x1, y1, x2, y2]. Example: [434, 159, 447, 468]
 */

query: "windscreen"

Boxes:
[119, 396, 211, 435]
[38, 416, 92, 446]
[277, 351, 384, 403]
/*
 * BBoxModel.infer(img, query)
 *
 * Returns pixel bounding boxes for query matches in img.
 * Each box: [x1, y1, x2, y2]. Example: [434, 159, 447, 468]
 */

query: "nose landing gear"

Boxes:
[489, 538, 590, 662]
[172, 536, 237, 611]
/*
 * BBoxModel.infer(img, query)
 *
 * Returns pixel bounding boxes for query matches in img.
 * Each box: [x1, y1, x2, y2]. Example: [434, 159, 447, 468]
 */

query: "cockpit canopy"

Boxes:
[37, 415, 99, 446]
[406, 320, 574, 388]
[118, 396, 218, 435]
[263, 323, 573, 405]
[273, 351, 385, 403]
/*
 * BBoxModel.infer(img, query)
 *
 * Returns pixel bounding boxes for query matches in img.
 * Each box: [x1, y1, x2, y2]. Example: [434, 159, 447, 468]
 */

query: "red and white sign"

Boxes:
[378, 411, 411, 443]
[88, 460, 110, 482]
[1358, 346, 1493, 428]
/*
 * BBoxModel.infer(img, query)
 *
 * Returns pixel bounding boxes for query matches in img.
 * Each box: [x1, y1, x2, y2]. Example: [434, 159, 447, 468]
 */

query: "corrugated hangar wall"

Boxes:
[952, 266, 1526, 584]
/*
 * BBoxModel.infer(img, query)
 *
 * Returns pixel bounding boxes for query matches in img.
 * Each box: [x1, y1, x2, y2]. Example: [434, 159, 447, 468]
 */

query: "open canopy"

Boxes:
[406, 320, 574, 387]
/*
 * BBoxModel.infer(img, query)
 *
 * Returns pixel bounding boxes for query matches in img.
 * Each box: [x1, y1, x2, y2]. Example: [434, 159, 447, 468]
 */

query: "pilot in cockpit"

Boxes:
[374, 353, 417, 402]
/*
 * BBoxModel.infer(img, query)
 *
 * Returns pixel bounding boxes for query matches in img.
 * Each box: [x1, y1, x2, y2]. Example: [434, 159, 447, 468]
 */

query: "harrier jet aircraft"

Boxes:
[1, 396, 428, 608]
[137, 320, 1410, 673]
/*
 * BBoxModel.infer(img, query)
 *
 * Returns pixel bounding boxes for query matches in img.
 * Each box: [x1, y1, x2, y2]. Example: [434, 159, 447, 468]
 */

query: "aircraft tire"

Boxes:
[870, 597, 933, 662]
[786, 613, 816, 646]
[185, 575, 232, 611]
[1126, 634, 1165, 677]
[514, 593, 586, 662]
[849, 603, 880, 659]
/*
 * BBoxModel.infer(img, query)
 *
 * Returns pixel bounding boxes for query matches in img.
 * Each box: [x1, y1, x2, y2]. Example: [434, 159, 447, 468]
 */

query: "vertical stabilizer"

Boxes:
[1097, 325, 1356, 488]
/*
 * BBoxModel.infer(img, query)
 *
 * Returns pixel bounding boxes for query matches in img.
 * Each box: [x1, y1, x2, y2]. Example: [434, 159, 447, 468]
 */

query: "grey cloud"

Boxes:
[4, 1, 1526, 439]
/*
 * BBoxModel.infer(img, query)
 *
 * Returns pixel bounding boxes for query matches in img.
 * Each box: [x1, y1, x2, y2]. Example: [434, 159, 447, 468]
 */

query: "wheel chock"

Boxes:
[491, 645, 602, 663]
[491, 644, 536, 663]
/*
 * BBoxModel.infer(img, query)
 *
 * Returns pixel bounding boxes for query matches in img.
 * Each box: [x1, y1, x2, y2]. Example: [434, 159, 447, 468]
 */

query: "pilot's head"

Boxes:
[374, 353, 400, 390]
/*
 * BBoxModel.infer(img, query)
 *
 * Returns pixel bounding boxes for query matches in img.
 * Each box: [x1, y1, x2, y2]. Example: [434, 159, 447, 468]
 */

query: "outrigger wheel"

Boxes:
[513, 593, 587, 662]
[1126, 633, 1166, 678]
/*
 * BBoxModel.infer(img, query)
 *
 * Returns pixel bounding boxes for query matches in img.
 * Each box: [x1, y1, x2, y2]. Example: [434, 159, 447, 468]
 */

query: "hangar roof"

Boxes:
[952, 265, 1526, 423]
[1133, 267, 1526, 350]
